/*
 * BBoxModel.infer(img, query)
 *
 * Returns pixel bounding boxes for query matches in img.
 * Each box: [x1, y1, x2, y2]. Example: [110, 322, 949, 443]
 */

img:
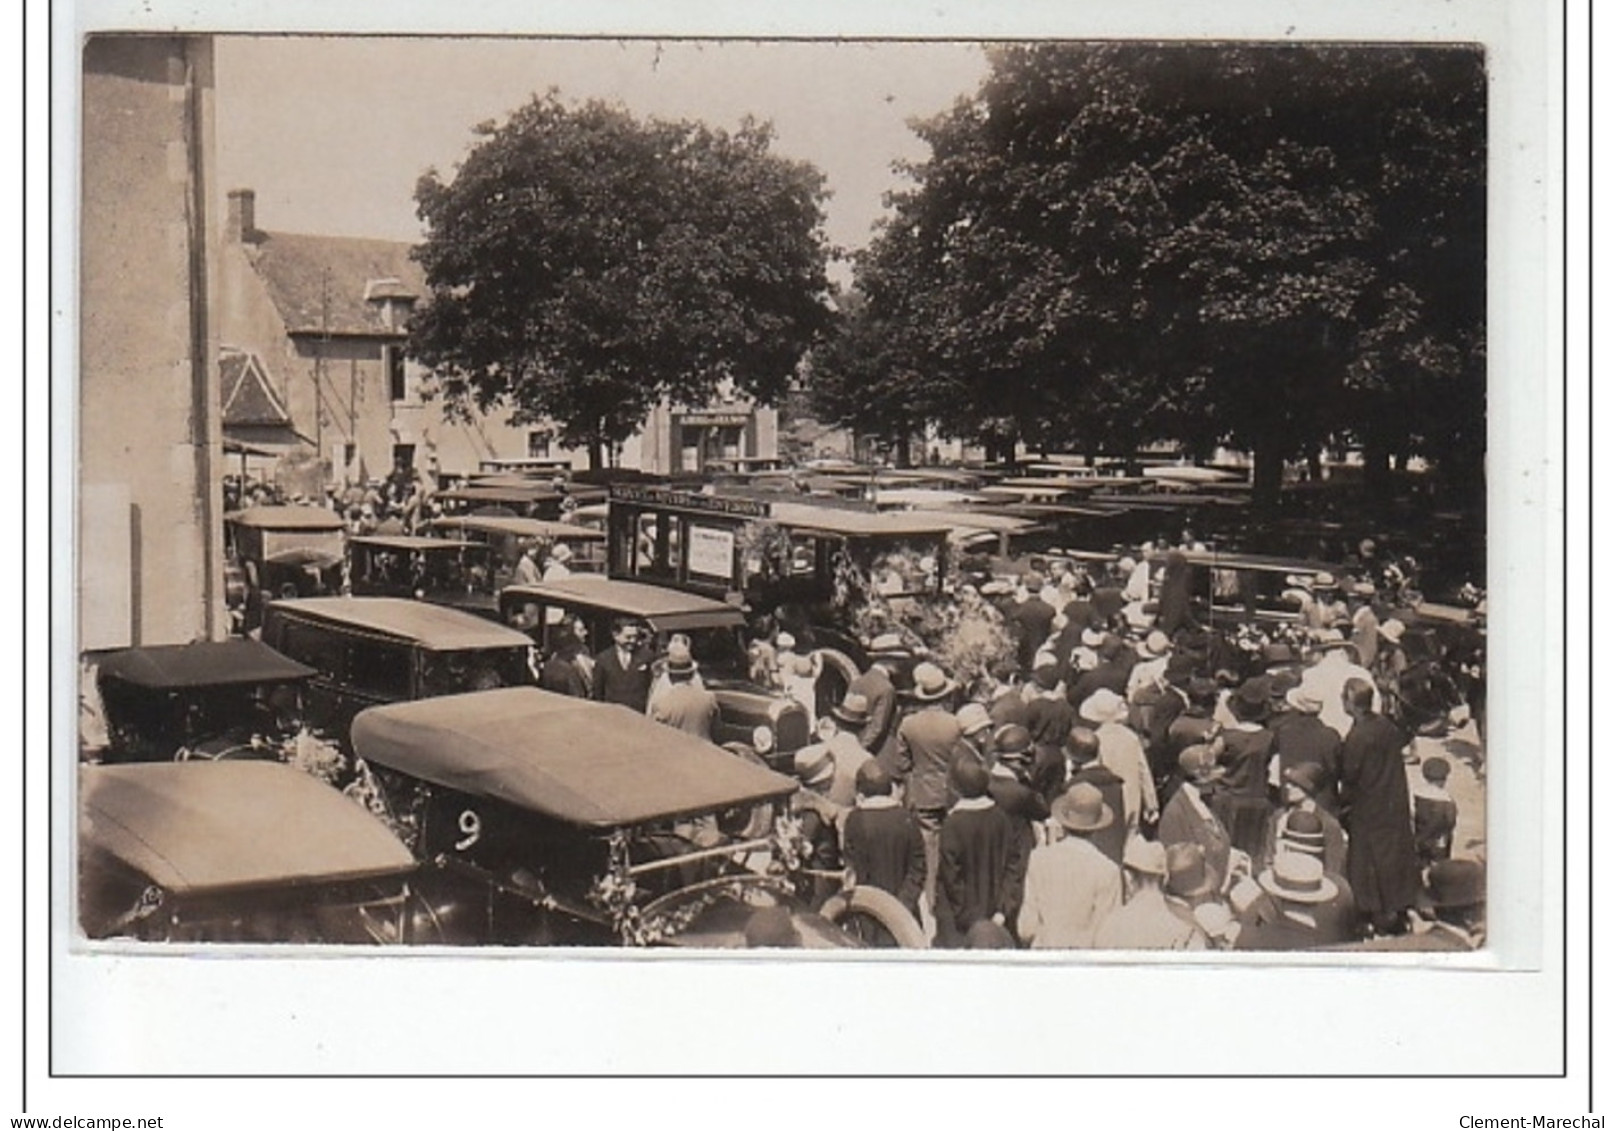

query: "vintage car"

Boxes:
[421, 515, 607, 581]
[79, 760, 424, 944]
[224, 505, 346, 630]
[497, 577, 810, 762]
[260, 597, 536, 744]
[87, 638, 317, 764]
[347, 534, 499, 615]
[349, 687, 927, 948]
[1151, 549, 1346, 630]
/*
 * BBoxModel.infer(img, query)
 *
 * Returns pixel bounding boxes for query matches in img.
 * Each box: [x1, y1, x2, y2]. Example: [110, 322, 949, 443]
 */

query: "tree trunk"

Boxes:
[1306, 450, 1323, 482]
[892, 433, 913, 469]
[1362, 438, 1392, 501]
[588, 439, 605, 471]
[1251, 442, 1284, 511]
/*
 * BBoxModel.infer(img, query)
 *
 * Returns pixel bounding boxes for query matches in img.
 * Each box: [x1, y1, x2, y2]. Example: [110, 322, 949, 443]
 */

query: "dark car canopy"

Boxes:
[424, 516, 604, 542]
[226, 505, 345, 531]
[267, 596, 533, 651]
[350, 687, 796, 828]
[501, 579, 745, 634]
[80, 762, 414, 893]
[93, 639, 316, 689]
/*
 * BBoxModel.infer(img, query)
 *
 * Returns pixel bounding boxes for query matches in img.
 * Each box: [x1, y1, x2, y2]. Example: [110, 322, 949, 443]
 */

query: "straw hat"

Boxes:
[792, 745, 835, 788]
[832, 692, 872, 728]
[1258, 852, 1339, 905]
[1123, 837, 1168, 877]
[1078, 688, 1130, 726]
[955, 702, 993, 738]
[1285, 685, 1325, 714]
[909, 662, 956, 702]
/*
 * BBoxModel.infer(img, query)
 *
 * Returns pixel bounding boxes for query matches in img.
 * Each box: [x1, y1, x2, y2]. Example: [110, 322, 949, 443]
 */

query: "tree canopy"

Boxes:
[812, 43, 1485, 504]
[409, 94, 835, 467]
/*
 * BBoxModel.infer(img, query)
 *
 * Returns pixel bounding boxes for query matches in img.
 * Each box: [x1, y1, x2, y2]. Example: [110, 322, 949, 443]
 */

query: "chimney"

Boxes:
[226, 188, 256, 243]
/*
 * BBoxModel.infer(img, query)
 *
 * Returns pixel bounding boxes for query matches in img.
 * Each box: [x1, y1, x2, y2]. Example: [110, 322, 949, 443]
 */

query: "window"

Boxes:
[527, 432, 551, 459]
[386, 347, 408, 402]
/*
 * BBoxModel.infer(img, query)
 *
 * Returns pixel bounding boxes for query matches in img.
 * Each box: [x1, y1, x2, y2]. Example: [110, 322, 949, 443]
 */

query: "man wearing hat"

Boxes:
[937, 754, 1026, 947]
[1067, 631, 1133, 708]
[1345, 859, 1486, 952]
[1304, 642, 1381, 741]
[1007, 573, 1057, 672]
[648, 639, 720, 741]
[847, 634, 907, 757]
[1339, 678, 1422, 936]
[1063, 727, 1127, 866]
[887, 661, 965, 912]
[1126, 630, 1174, 700]
[841, 761, 927, 919]
[818, 692, 876, 807]
[954, 702, 995, 762]
[1157, 743, 1234, 888]
[1094, 838, 1206, 950]
[1134, 650, 1197, 787]
[1079, 689, 1158, 830]
[987, 725, 1051, 877]
[1025, 661, 1077, 747]
[1272, 682, 1344, 813]
[1259, 764, 1347, 877]
[1016, 782, 1122, 949]
[790, 743, 846, 901]
[1233, 850, 1355, 950]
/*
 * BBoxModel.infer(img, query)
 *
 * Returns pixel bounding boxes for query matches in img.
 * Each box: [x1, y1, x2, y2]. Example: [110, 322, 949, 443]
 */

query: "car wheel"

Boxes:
[819, 885, 929, 949]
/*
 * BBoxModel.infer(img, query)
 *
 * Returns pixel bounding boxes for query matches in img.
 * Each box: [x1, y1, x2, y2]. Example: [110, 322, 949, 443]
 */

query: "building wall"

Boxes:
[217, 240, 301, 428]
[80, 35, 223, 648]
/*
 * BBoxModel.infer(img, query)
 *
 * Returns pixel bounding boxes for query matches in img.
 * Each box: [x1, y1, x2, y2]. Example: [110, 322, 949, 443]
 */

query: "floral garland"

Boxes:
[586, 817, 816, 946]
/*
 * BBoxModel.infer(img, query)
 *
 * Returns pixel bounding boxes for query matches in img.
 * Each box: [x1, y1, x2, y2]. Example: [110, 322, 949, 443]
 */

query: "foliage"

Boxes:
[409, 94, 835, 467]
[816, 44, 1485, 501]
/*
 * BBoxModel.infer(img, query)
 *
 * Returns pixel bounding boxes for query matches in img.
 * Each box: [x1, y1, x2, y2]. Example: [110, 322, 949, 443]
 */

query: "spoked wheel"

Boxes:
[819, 885, 929, 950]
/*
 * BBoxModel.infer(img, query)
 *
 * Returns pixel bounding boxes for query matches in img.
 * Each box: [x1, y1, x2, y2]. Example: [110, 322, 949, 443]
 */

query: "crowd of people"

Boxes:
[763, 549, 1484, 952]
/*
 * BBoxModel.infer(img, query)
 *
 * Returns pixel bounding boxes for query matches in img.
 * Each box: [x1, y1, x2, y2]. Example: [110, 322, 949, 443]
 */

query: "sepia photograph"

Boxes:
[75, 33, 1493, 957]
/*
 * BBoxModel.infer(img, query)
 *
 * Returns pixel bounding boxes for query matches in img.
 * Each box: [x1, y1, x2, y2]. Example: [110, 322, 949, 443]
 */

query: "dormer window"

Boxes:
[364, 277, 418, 332]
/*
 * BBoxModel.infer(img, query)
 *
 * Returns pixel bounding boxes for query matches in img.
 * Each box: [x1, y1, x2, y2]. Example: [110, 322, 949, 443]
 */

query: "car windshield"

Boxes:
[417, 648, 532, 697]
[261, 529, 344, 560]
[660, 625, 748, 679]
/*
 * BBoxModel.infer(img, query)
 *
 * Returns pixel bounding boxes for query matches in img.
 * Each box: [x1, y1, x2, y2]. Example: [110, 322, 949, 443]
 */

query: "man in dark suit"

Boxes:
[885, 661, 966, 915]
[847, 634, 907, 758]
[1339, 678, 1422, 936]
[591, 619, 654, 712]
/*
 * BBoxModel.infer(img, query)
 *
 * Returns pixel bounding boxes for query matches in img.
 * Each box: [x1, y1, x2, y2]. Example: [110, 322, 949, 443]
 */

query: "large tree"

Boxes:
[823, 44, 1484, 505]
[408, 94, 835, 468]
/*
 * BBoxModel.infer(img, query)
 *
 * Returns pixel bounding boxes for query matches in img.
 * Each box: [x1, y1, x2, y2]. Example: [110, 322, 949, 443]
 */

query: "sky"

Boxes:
[213, 37, 989, 280]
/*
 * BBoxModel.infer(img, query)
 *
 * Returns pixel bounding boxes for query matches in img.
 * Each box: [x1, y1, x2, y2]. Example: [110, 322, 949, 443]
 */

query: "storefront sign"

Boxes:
[679, 412, 751, 428]
[608, 484, 771, 519]
[687, 525, 736, 579]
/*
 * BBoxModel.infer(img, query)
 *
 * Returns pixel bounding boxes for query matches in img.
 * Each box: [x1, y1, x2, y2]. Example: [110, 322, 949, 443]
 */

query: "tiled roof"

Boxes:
[219, 347, 290, 427]
[245, 230, 424, 337]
